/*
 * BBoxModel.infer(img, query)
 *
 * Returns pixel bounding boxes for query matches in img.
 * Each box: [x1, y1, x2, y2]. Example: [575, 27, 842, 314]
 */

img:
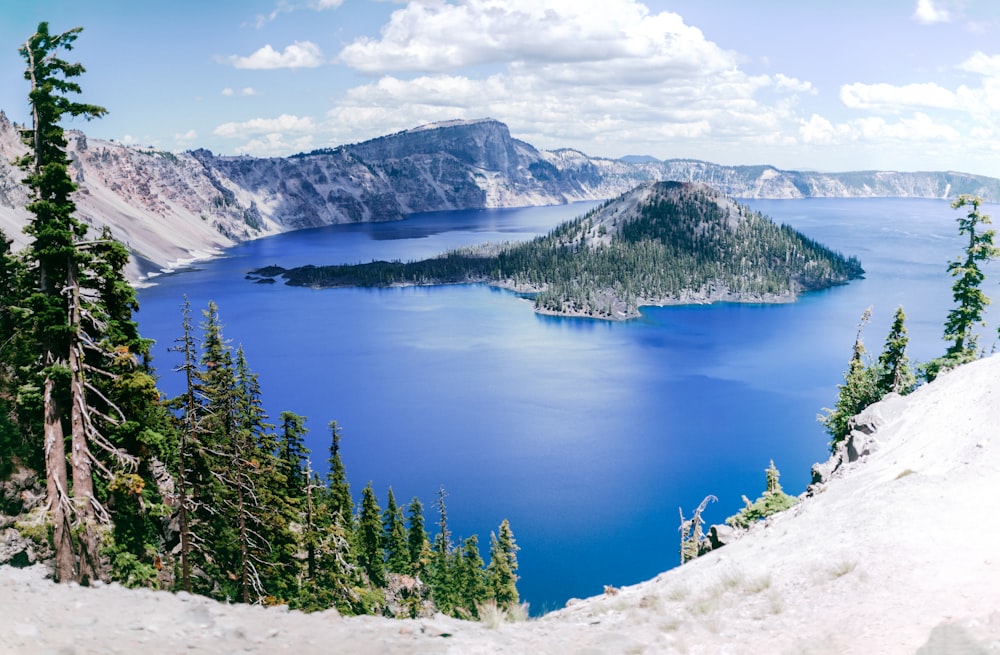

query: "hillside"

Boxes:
[252, 181, 864, 319]
[3, 354, 998, 653]
[2, 112, 999, 283]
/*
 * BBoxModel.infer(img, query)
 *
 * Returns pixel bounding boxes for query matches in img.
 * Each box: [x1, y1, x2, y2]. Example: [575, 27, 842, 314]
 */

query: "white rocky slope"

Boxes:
[3, 356, 1000, 654]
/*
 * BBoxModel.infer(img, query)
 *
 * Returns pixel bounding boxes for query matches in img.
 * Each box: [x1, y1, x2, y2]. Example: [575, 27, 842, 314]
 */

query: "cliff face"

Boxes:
[2, 110, 999, 281]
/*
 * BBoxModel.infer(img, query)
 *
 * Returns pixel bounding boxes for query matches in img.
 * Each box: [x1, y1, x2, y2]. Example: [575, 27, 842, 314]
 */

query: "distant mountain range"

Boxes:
[1, 111, 997, 281]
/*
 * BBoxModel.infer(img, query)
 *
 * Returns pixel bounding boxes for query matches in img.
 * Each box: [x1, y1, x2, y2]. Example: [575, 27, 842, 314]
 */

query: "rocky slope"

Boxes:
[3, 110, 1000, 282]
[3, 354, 999, 654]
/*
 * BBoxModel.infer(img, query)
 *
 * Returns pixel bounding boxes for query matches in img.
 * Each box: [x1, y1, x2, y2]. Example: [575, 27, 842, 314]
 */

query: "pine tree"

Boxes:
[455, 535, 487, 616]
[429, 485, 457, 613]
[925, 195, 1000, 379]
[821, 307, 880, 448]
[382, 487, 409, 574]
[876, 306, 916, 395]
[17, 22, 164, 584]
[486, 519, 519, 609]
[356, 482, 386, 588]
[406, 496, 430, 578]
[0, 231, 33, 474]
[326, 420, 352, 531]
[277, 411, 309, 500]
[168, 297, 200, 592]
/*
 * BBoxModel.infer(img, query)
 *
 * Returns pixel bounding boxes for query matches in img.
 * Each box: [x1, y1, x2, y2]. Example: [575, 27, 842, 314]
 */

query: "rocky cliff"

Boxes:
[2, 110, 998, 282]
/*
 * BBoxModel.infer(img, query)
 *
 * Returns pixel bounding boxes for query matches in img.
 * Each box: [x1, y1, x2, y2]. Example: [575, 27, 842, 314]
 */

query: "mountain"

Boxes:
[256, 181, 863, 319]
[3, 354, 998, 653]
[2, 111, 999, 282]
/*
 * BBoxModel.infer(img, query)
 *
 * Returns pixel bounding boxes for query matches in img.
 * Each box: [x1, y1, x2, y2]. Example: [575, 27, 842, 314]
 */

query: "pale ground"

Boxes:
[3, 356, 1000, 654]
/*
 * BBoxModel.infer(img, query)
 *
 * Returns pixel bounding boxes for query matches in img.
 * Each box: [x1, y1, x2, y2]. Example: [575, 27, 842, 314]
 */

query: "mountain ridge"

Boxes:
[2, 111, 998, 282]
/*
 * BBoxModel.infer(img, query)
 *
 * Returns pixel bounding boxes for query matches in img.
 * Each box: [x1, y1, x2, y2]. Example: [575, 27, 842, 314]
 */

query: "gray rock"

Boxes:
[708, 524, 737, 550]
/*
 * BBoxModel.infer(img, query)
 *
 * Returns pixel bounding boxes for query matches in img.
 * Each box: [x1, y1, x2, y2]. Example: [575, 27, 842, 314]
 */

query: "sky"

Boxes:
[3, 0, 1000, 176]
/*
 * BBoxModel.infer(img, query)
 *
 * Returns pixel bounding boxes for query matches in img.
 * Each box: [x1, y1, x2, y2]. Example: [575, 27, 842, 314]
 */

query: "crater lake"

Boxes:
[135, 197, 998, 614]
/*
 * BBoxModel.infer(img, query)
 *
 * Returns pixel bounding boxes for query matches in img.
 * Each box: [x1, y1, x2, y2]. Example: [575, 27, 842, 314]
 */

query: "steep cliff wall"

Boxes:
[3, 110, 999, 282]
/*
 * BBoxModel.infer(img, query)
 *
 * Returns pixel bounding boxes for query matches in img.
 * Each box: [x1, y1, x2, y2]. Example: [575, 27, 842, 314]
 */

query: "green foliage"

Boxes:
[876, 306, 917, 396]
[486, 519, 519, 609]
[357, 482, 386, 588]
[406, 496, 430, 578]
[821, 308, 882, 448]
[254, 183, 863, 318]
[383, 487, 409, 574]
[725, 461, 798, 530]
[940, 195, 999, 362]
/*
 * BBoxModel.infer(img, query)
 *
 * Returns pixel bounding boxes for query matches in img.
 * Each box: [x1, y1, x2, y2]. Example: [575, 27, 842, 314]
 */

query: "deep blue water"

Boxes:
[135, 197, 998, 614]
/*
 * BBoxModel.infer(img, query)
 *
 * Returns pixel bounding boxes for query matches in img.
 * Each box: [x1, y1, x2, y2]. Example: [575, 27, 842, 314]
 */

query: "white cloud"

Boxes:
[840, 82, 957, 111]
[959, 51, 1000, 77]
[324, 0, 819, 157]
[214, 114, 316, 138]
[235, 133, 316, 157]
[913, 0, 951, 24]
[175, 130, 198, 142]
[222, 87, 259, 97]
[225, 41, 324, 69]
[337, 0, 738, 77]
[311, 0, 344, 8]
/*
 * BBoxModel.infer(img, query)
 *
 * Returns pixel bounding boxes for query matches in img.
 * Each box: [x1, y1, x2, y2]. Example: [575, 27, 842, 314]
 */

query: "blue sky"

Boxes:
[4, 0, 1000, 176]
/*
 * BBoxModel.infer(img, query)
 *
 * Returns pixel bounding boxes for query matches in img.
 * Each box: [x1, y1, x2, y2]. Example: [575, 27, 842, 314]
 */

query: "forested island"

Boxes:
[252, 181, 864, 319]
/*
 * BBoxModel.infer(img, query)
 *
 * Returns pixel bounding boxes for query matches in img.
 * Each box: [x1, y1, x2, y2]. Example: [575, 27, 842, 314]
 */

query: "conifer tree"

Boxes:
[17, 22, 164, 584]
[455, 535, 487, 616]
[0, 231, 32, 473]
[486, 519, 519, 609]
[382, 487, 409, 574]
[429, 485, 457, 613]
[406, 496, 430, 578]
[924, 195, 1000, 379]
[277, 411, 309, 500]
[876, 306, 916, 395]
[821, 307, 880, 448]
[356, 482, 386, 588]
[168, 297, 200, 592]
[326, 420, 352, 530]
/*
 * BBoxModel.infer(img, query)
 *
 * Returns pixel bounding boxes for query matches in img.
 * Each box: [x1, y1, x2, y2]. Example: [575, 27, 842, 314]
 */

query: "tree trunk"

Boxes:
[69, 265, 101, 584]
[44, 376, 74, 582]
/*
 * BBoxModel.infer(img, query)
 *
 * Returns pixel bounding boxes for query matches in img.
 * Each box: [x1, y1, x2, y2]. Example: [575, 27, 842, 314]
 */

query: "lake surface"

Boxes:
[135, 197, 998, 613]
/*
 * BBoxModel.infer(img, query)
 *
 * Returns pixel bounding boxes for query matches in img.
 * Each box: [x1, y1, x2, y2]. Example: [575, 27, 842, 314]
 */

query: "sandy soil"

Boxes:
[3, 355, 1000, 654]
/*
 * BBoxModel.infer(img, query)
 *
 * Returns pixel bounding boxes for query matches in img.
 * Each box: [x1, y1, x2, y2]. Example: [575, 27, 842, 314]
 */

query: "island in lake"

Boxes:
[250, 181, 864, 320]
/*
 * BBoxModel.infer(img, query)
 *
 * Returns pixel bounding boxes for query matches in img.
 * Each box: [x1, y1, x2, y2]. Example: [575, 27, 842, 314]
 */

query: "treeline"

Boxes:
[255, 182, 863, 317]
[823, 194, 1000, 448]
[0, 22, 521, 621]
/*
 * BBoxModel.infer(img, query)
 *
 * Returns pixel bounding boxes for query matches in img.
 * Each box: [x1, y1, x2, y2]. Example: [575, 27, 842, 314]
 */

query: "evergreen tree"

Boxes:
[455, 535, 487, 617]
[382, 487, 409, 574]
[0, 231, 33, 475]
[924, 195, 1000, 379]
[167, 297, 200, 592]
[821, 307, 880, 448]
[944, 195, 998, 357]
[486, 519, 520, 609]
[356, 482, 386, 588]
[406, 496, 430, 578]
[277, 411, 309, 500]
[326, 420, 352, 530]
[16, 22, 165, 584]
[876, 306, 916, 395]
[429, 485, 457, 613]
